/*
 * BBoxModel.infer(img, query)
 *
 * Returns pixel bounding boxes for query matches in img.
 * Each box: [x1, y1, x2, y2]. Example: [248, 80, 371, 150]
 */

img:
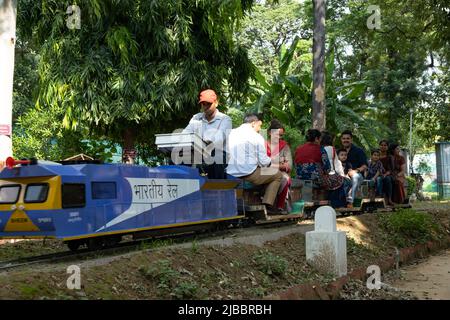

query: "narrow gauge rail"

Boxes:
[0, 217, 306, 271]
[0, 155, 411, 252]
[0, 201, 413, 272]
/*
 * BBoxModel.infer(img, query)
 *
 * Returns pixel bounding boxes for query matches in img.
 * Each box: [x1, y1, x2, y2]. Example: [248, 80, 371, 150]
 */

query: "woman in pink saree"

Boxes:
[265, 120, 293, 211]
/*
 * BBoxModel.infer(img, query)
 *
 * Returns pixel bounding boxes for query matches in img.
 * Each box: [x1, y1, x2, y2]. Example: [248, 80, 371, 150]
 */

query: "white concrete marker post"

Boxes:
[306, 206, 347, 277]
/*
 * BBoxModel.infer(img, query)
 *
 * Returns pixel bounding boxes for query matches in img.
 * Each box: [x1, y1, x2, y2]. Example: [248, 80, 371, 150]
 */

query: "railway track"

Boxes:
[0, 203, 414, 272]
[0, 218, 303, 271]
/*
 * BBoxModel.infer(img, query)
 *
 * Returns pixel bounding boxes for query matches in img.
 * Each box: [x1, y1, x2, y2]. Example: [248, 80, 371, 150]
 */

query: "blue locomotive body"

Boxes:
[0, 162, 241, 245]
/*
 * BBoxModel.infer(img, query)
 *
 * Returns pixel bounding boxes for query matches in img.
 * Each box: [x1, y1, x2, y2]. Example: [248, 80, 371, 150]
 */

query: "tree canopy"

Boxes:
[16, 0, 254, 155]
[11, 0, 450, 162]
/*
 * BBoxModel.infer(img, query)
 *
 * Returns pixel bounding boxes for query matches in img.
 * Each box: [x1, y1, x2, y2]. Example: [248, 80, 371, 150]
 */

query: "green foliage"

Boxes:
[172, 281, 200, 300]
[325, 49, 389, 150]
[424, 180, 438, 193]
[326, 0, 450, 149]
[18, 0, 254, 151]
[379, 209, 444, 247]
[282, 125, 304, 154]
[139, 238, 174, 251]
[139, 259, 203, 299]
[19, 285, 39, 298]
[13, 105, 77, 160]
[79, 140, 117, 162]
[13, 42, 39, 121]
[139, 260, 179, 293]
[12, 104, 116, 161]
[247, 38, 385, 150]
[227, 107, 245, 128]
[190, 239, 199, 254]
[235, 0, 307, 78]
[405, 176, 417, 196]
[13, 0, 449, 159]
[253, 250, 288, 277]
[247, 36, 312, 129]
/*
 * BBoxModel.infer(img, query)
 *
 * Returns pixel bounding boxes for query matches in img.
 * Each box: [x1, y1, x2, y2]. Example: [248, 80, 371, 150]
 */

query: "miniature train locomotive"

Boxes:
[0, 157, 246, 250]
[0, 133, 408, 251]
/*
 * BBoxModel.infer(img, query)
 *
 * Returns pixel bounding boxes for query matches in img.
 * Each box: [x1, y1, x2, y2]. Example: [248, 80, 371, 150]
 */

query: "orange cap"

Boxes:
[199, 89, 217, 104]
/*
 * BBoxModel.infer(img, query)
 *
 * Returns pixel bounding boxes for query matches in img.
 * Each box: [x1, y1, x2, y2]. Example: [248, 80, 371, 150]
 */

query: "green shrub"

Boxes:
[379, 209, 443, 247]
[139, 260, 202, 299]
[416, 160, 432, 175]
[172, 281, 199, 299]
[253, 250, 288, 277]
[283, 125, 304, 153]
[139, 260, 179, 292]
[227, 107, 245, 128]
[406, 176, 417, 196]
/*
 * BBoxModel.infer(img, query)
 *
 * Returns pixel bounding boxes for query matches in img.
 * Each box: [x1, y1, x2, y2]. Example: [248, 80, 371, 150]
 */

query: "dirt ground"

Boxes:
[387, 249, 450, 299]
[0, 201, 448, 300]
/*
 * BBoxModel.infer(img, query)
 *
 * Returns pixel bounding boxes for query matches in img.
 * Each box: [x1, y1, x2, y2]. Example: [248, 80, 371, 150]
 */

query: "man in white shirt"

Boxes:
[227, 114, 283, 212]
[183, 89, 232, 179]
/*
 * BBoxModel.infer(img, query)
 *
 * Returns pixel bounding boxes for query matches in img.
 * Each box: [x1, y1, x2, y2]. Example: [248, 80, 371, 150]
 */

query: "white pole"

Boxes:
[0, 0, 16, 170]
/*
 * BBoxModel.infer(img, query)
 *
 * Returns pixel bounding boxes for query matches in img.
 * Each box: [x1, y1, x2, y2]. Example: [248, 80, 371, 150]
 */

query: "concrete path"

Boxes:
[389, 249, 450, 300]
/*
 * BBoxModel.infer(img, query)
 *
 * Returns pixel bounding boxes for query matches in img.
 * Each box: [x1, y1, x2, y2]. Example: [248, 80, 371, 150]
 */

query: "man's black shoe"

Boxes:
[265, 205, 288, 215]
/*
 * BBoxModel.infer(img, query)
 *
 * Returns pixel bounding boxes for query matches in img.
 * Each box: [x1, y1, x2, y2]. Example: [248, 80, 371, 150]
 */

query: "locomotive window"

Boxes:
[24, 183, 49, 203]
[92, 182, 117, 200]
[62, 184, 86, 208]
[0, 185, 21, 204]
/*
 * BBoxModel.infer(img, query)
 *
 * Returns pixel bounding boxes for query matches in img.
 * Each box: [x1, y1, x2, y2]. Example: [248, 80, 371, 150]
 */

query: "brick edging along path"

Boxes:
[266, 237, 450, 300]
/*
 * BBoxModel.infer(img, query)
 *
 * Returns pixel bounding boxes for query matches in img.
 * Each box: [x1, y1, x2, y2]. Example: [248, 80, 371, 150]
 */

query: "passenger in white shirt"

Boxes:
[183, 89, 232, 179]
[227, 114, 283, 212]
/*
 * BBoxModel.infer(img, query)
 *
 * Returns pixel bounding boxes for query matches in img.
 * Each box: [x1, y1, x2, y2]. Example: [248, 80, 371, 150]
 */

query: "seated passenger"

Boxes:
[320, 131, 346, 207]
[365, 149, 385, 197]
[379, 140, 395, 206]
[337, 148, 352, 178]
[227, 114, 283, 214]
[265, 119, 293, 211]
[321, 131, 345, 177]
[388, 143, 407, 204]
[337, 148, 353, 206]
[340, 130, 368, 207]
[294, 129, 331, 183]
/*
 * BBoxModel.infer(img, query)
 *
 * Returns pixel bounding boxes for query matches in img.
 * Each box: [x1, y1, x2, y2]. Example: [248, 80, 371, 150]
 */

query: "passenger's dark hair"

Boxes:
[379, 139, 389, 146]
[371, 149, 381, 155]
[320, 131, 334, 146]
[341, 130, 353, 138]
[337, 148, 347, 155]
[243, 113, 261, 124]
[305, 129, 321, 142]
[388, 143, 399, 156]
[268, 119, 284, 131]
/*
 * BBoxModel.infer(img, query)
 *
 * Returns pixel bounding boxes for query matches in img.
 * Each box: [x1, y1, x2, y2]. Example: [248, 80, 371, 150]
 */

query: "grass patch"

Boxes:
[139, 259, 204, 299]
[379, 209, 445, 247]
[190, 239, 200, 254]
[139, 238, 174, 251]
[20, 284, 39, 298]
[253, 250, 288, 277]
[172, 280, 200, 299]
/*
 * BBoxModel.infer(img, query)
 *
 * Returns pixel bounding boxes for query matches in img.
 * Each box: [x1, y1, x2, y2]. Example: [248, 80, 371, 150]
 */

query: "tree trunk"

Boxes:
[0, 0, 17, 167]
[122, 128, 136, 164]
[312, 0, 326, 131]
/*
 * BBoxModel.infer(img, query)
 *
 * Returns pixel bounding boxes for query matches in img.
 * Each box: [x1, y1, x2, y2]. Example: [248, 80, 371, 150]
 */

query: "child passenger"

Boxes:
[337, 148, 353, 206]
[337, 149, 352, 178]
[366, 149, 385, 196]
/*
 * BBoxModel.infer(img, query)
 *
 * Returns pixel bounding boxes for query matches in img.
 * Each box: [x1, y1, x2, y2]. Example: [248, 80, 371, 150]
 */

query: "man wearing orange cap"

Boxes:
[183, 89, 232, 179]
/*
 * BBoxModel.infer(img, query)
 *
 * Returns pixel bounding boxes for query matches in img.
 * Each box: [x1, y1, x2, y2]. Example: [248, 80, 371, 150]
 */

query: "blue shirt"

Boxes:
[346, 144, 368, 169]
